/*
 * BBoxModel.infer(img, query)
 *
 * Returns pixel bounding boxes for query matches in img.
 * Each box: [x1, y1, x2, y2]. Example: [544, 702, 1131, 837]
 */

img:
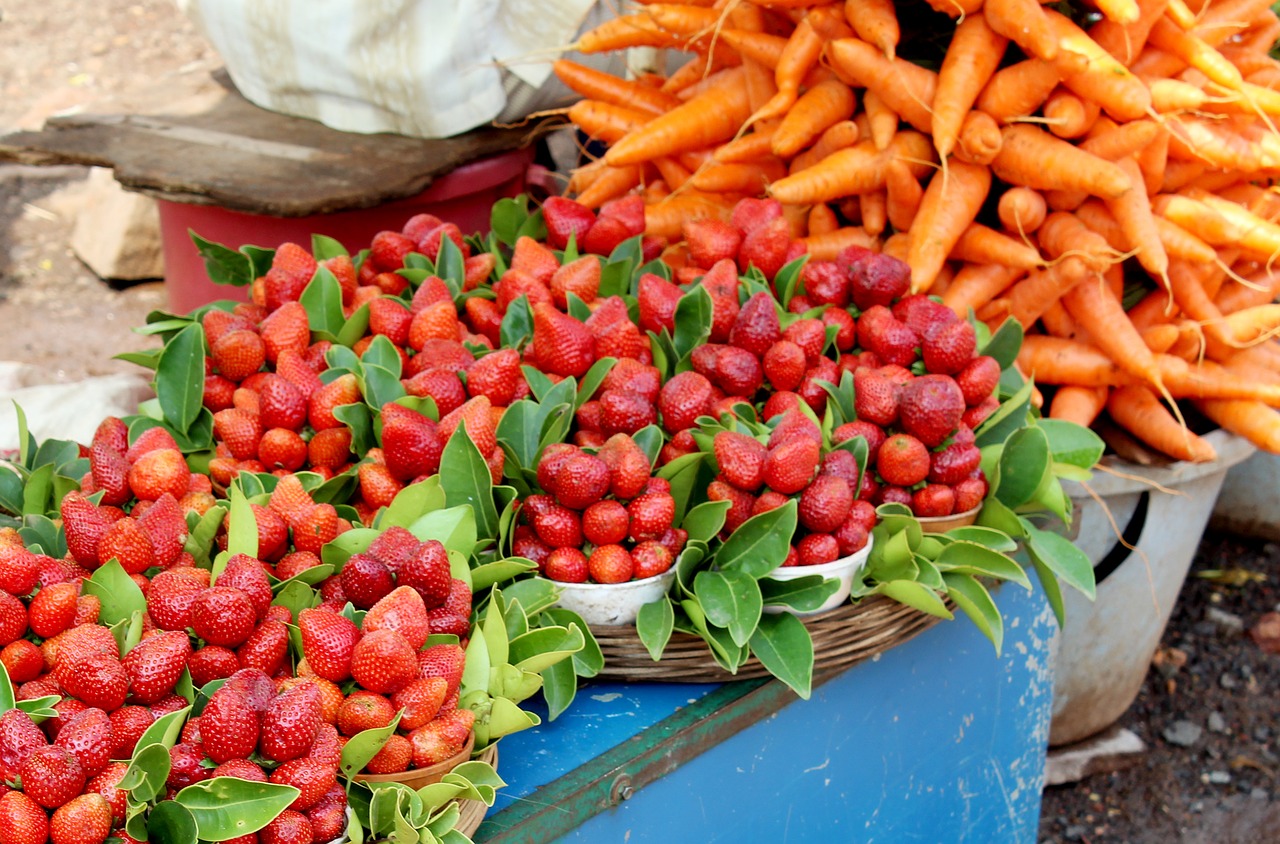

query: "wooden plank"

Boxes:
[0, 73, 552, 217]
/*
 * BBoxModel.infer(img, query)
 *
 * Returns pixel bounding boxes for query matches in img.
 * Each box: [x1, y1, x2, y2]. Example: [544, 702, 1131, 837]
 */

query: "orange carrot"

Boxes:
[808, 203, 840, 236]
[905, 159, 992, 292]
[884, 159, 924, 232]
[574, 165, 644, 208]
[844, 0, 900, 59]
[1195, 399, 1280, 452]
[954, 110, 1004, 165]
[714, 127, 778, 163]
[769, 132, 935, 204]
[1147, 78, 1208, 112]
[661, 53, 721, 94]
[942, 264, 1025, 317]
[689, 159, 787, 193]
[553, 59, 682, 116]
[1080, 119, 1161, 161]
[925, 0, 985, 16]
[771, 78, 857, 158]
[578, 14, 684, 52]
[949, 223, 1043, 270]
[1018, 335, 1130, 387]
[1222, 304, 1280, 345]
[1049, 385, 1109, 426]
[983, 0, 1059, 61]
[567, 100, 654, 144]
[719, 30, 788, 69]
[802, 226, 879, 260]
[862, 90, 899, 151]
[1077, 200, 1217, 264]
[933, 15, 1009, 158]
[861, 190, 888, 238]
[1140, 323, 1182, 354]
[1042, 298, 1083, 339]
[1107, 384, 1218, 462]
[606, 70, 751, 166]
[1165, 258, 1237, 348]
[652, 157, 693, 190]
[992, 125, 1132, 199]
[643, 194, 733, 239]
[1089, 0, 1169, 65]
[1006, 257, 1090, 328]
[789, 120, 861, 172]
[1147, 17, 1244, 90]
[1135, 125, 1169, 196]
[882, 231, 911, 263]
[1093, 0, 1141, 26]
[1046, 10, 1154, 121]
[1105, 157, 1169, 282]
[975, 59, 1061, 122]
[998, 187, 1048, 234]
[1044, 88, 1100, 139]
[1216, 268, 1280, 314]
[644, 4, 721, 35]
[751, 17, 824, 125]
[827, 38, 938, 133]
[1037, 211, 1118, 275]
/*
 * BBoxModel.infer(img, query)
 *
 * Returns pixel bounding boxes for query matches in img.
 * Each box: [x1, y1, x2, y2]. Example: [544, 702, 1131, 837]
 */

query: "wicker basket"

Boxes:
[590, 593, 944, 684]
[355, 734, 475, 788]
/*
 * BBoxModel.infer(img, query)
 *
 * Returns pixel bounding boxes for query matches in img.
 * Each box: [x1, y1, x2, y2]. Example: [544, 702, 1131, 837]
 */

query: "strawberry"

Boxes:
[54, 708, 111, 776]
[20, 745, 84, 808]
[260, 683, 322, 763]
[0, 593, 26, 646]
[408, 276, 453, 314]
[798, 475, 854, 534]
[763, 437, 821, 495]
[575, 400, 603, 434]
[212, 758, 267, 782]
[535, 446, 580, 497]
[137, 493, 188, 568]
[95, 516, 155, 574]
[713, 345, 764, 398]
[953, 475, 988, 513]
[257, 375, 308, 431]
[357, 463, 403, 510]
[586, 545, 633, 584]
[544, 547, 588, 583]
[956, 355, 1001, 406]
[0, 791, 47, 844]
[550, 255, 601, 309]
[277, 549, 324, 582]
[729, 292, 782, 357]
[543, 197, 597, 250]
[581, 215, 631, 256]
[289, 503, 340, 555]
[598, 389, 656, 436]
[912, 484, 956, 518]
[62, 652, 129, 712]
[127, 446, 191, 503]
[391, 677, 448, 731]
[752, 489, 790, 517]
[308, 722, 344, 768]
[305, 427, 353, 469]
[427, 578, 471, 638]
[363, 586, 430, 650]
[797, 533, 840, 566]
[0, 545, 38, 598]
[636, 273, 683, 335]
[438, 395, 497, 456]
[845, 249, 909, 309]
[531, 302, 595, 378]
[308, 373, 361, 431]
[0, 709, 46, 783]
[380, 411, 443, 482]
[261, 811, 313, 844]
[0, 640, 42, 683]
[658, 370, 714, 433]
[306, 788, 349, 840]
[582, 500, 629, 546]
[801, 260, 850, 307]
[899, 374, 966, 447]
[598, 194, 645, 235]
[852, 368, 900, 427]
[834, 511, 871, 555]
[28, 581, 77, 639]
[554, 453, 610, 510]
[237, 619, 290, 676]
[336, 691, 396, 736]
[191, 586, 257, 647]
[276, 348, 324, 398]
[417, 644, 466, 697]
[259, 302, 312, 363]
[627, 492, 676, 542]
[397, 540, 452, 609]
[463, 296, 503, 345]
[762, 341, 807, 392]
[89, 441, 131, 506]
[532, 503, 584, 549]
[60, 492, 111, 567]
[928, 440, 982, 485]
[407, 709, 475, 767]
[339, 554, 395, 610]
[350, 629, 418, 695]
[211, 329, 265, 382]
[784, 318, 826, 363]
[797, 357, 840, 414]
[270, 759, 337, 812]
[737, 216, 790, 279]
[364, 734, 413, 775]
[632, 541, 674, 579]
[265, 243, 317, 307]
[298, 608, 361, 682]
[213, 408, 263, 460]
[708, 480, 756, 535]
[121, 630, 191, 704]
[731, 197, 783, 234]
[147, 570, 205, 631]
[684, 218, 742, 267]
[466, 348, 523, 407]
[878, 434, 931, 487]
[406, 301, 459, 350]
[713, 431, 766, 492]
[510, 236, 560, 284]
[963, 395, 1000, 429]
[921, 319, 977, 375]
[84, 761, 128, 823]
[49, 792, 111, 844]
[369, 230, 416, 272]
[108, 706, 154, 758]
[402, 212, 444, 244]
[400, 366, 467, 416]
[258, 428, 307, 471]
[596, 433, 650, 500]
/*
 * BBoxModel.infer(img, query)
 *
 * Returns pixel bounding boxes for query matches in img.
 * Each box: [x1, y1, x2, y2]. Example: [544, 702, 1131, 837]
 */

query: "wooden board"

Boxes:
[0, 73, 547, 218]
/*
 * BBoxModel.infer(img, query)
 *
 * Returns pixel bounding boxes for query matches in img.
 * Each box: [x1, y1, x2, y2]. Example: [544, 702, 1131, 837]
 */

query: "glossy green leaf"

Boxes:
[679, 599, 737, 668]
[174, 777, 301, 841]
[1038, 418, 1104, 470]
[119, 742, 171, 802]
[933, 541, 1031, 589]
[15, 695, 59, 722]
[996, 426, 1050, 509]
[672, 284, 714, 360]
[976, 495, 1024, 537]
[500, 295, 534, 350]
[509, 624, 584, 674]
[334, 402, 375, 457]
[409, 505, 477, 559]
[311, 234, 347, 261]
[980, 317, 1023, 370]
[1024, 522, 1096, 600]
[542, 608, 603, 678]
[155, 323, 206, 433]
[575, 357, 616, 410]
[362, 335, 404, 380]
[336, 301, 372, 349]
[0, 661, 14, 711]
[440, 422, 499, 542]
[300, 266, 344, 340]
[190, 232, 253, 287]
[471, 557, 537, 592]
[539, 657, 577, 722]
[0, 469, 24, 517]
[1030, 555, 1067, 628]
[748, 612, 814, 699]
[496, 578, 560, 617]
[631, 425, 664, 468]
[361, 363, 405, 409]
[774, 254, 810, 308]
[20, 463, 52, 517]
[694, 570, 762, 647]
[134, 705, 191, 754]
[715, 501, 797, 578]
[224, 483, 259, 562]
[379, 476, 445, 530]
[758, 575, 841, 612]
[340, 712, 404, 781]
[147, 797, 198, 844]
[484, 695, 540, 743]
[975, 376, 1036, 448]
[943, 526, 1018, 552]
[878, 580, 954, 619]
[681, 499, 730, 546]
[635, 598, 674, 661]
[944, 573, 1003, 654]
[83, 560, 148, 626]
[436, 230, 467, 290]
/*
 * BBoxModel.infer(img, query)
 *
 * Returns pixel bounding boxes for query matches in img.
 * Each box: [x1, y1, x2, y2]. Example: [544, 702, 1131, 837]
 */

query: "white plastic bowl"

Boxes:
[763, 534, 875, 617]
[552, 568, 678, 626]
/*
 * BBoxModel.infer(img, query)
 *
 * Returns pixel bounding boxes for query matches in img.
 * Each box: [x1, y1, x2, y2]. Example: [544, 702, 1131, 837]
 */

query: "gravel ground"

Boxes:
[1, 3, 1277, 842]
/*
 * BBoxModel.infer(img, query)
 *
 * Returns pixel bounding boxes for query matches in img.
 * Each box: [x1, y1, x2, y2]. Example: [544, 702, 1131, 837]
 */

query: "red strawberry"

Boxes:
[636, 273, 683, 335]
[336, 691, 396, 736]
[270, 759, 337, 812]
[535, 445, 580, 497]
[369, 230, 416, 272]
[308, 373, 361, 431]
[276, 348, 323, 398]
[211, 329, 265, 382]
[532, 503, 584, 549]
[598, 194, 645, 235]
[1, 640, 42, 683]
[899, 374, 966, 447]
[237, 619, 290, 676]
[953, 475, 988, 513]
[338, 553, 395, 611]
[213, 408, 263, 460]
[53, 707, 111, 776]
[147, 570, 205, 631]
[685, 218, 743, 267]
[398, 540, 452, 609]
[798, 475, 855, 534]
[0, 791, 48, 844]
[137, 493, 187, 568]
[216, 554, 273, 619]
[191, 587, 257, 647]
[627, 493, 675, 542]
[49, 792, 112, 844]
[407, 301, 460, 350]
[853, 368, 900, 427]
[511, 236, 560, 284]
[763, 341, 807, 392]
[407, 709, 475, 767]
[922, 319, 977, 375]
[90, 441, 131, 506]
[466, 348, 523, 407]
[289, 503, 340, 555]
[350, 629, 418, 695]
[797, 533, 840, 566]
[363, 586, 430, 650]
[714, 431, 766, 491]
[596, 433, 651, 500]
[708, 480, 757, 535]
[260, 302, 312, 364]
[581, 215, 631, 256]
[729, 292, 782, 357]
[258, 375, 308, 431]
[20, 745, 84, 808]
[464, 296, 503, 345]
[544, 547, 588, 583]
[381, 411, 443, 482]
[107, 706, 151, 760]
[801, 260, 850, 307]
[0, 710, 47, 783]
[260, 683, 322, 763]
[847, 250, 910, 309]
[265, 243, 317, 308]
[752, 489, 790, 517]
[658, 370, 714, 433]
[363, 734, 412, 775]
[912, 484, 956, 518]
[298, 608, 361, 682]
[599, 389, 657, 435]
[417, 644, 466, 697]
[878, 434, 931, 487]
[928, 440, 982, 485]
[438, 395, 497, 456]
[713, 346, 764, 398]
[956, 355, 1001, 405]
[408, 276, 453, 314]
[632, 541, 674, 579]
[550, 255, 601, 308]
[531, 303, 595, 378]
[28, 581, 77, 639]
[834, 511, 871, 556]
[261, 811, 313, 844]
[95, 517, 154, 575]
[60, 492, 110, 567]
[737, 217, 790, 279]
[0, 546, 37, 599]
[391, 677, 448, 731]
[121, 630, 191, 704]
[543, 196, 597, 250]
[763, 437, 821, 495]
[358, 463, 403, 510]
[84, 761, 129, 823]
[963, 395, 1000, 429]
[127, 447, 192, 502]
[415, 222, 465, 263]
[582, 500, 629, 546]
[731, 197, 783, 234]
[555, 453, 610, 510]
[588, 545, 634, 584]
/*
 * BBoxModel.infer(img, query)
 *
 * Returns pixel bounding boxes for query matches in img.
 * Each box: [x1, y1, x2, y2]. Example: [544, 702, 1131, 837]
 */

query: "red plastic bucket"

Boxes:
[157, 147, 534, 314]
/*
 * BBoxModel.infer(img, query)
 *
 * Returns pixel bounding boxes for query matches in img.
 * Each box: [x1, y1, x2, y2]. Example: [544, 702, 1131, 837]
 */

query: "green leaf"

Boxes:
[694, 570, 763, 647]
[362, 363, 405, 409]
[509, 624, 584, 674]
[539, 657, 578, 722]
[379, 476, 445, 530]
[362, 335, 404, 380]
[495, 578, 560, 617]
[1030, 555, 1067, 627]
[21, 463, 53, 517]
[758, 575, 841, 612]
[979, 317, 1023, 370]
[975, 376, 1035, 448]
[0, 468, 24, 516]
[1038, 418, 1104, 470]
[716, 500, 798, 578]
[943, 526, 1018, 553]
[632, 425, 664, 468]
[1024, 521, 1096, 600]
[492, 197, 529, 247]
[0, 661, 14, 711]
[636, 599, 674, 661]
[224, 483, 259, 562]
[155, 323, 207, 433]
[500, 295, 534, 350]
[748, 612, 814, 699]
[15, 695, 59, 722]
[189, 232, 253, 287]
[933, 541, 1031, 589]
[334, 402, 375, 457]
[672, 285, 713, 360]
[575, 358, 616, 410]
[681, 499, 730, 546]
[312, 234, 348, 261]
[941, 572, 1002, 653]
[135, 705, 191, 754]
[542, 608, 603, 678]
[878, 580, 954, 619]
[147, 797, 198, 844]
[440, 423, 499, 542]
[409, 505, 477, 559]
[336, 302, 372, 349]
[470, 557, 537, 592]
[174, 778, 302, 841]
[996, 426, 1050, 509]
[341, 712, 404, 780]
[774, 255, 810, 308]
[119, 743, 171, 803]
[83, 561, 148, 627]
[300, 266, 344, 340]
[657, 452, 712, 526]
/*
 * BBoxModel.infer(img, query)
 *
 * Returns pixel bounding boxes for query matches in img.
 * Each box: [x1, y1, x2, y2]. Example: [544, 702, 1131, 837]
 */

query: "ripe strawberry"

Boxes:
[533, 504, 584, 549]
[912, 484, 956, 518]
[658, 370, 714, 433]
[340, 554, 395, 610]
[308, 722, 344, 768]
[714, 431, 766, 492]
[762, 341, 807, 392]
[576, 399, 604, 435]
[308, 373, 361, 431]
[21, 745, 85, 808]
[363, 586, 430, 650]
[582, 500, 628, 546]
[213, 408, 263, 460]
[737, 216, 790, 279]
[28, 581, 77, 639]
[398, 540, 452, 609]
[532, 302, 595, 378]
[598, 194, 645, 236]
[797, 533, 840, 566]
[60, 492, 110, 567]
[121, 630, 191, 704]
[95, 516, 155, 575]
[147, 570, 204, 631]
[928, 440, 982, 485]
[107, 706, 153, 758]
[0, 640, 41, 683]
[953, 475, 988, 513]
[191, 587, 257, 647]
[596, 434, 650, 500]
[408, 709, 475, 767]
[0, 790, 47, 844]
[636, 273, 683, 335]
[762, 437, 821, 495]
[270, 759, 337, 812]
[798, 475, 855, 534]
[922, 319, 977, 375]
[543, 196, 597, 249]
[381, 411, 443, 482]
[357, 463, 403, 510]
[464, 296, 503, 345]
[306, 789, 348, 841]
[730, 293, 782, 359]
[784, 319, 826, 364]
[679, 217, 738, 267]
[391, 677, 448, 731]
[554, 453, 610, 510]
[136, 493, 187, 568]
[599, 389, 657, 435]
[261, 811, 313, 844]
[899, 374, 966, 447]
[264, 243, 317, 306]
[544, 547, 588, 583]
[878, 434, 931, 487]
[438, 395, 497, 456]
[632, 541, 674, 580]
[800, 259, 849, 307]
[89, 441, 131, 506]
[0, 544, 38, 598]
[407, 301, 460, 350]
[53, 707, 111, 776]
[350, 629, 418, 695]
[852, 368, 900, 427]
[237, 619, 290, 676]
[259, 301, 311, 364]
[256, 375, 308, 431]
[581, 215, 631, 256]
[289, 503, 340, 555]
[466, 348, 523, 407]
[49, 792, 111, 844]
[0, 709, 46, 783]
[211, 329, 265, 382]
[535, 445, 580, 497]
[127, 447, 192, 502]
[586, 545, 633, 584]
[550, 255, 601, 308]
[369, 230, 415, 272]
[834, 511, 871, 556]
[260, 683, 322, 763]
[963, 394, 1000, 429]
[494, 269, 552, 313]
[306, 427, 353, 469]
[408, 276, 453, 314]
[417, 644, 466, 698]
[847, 250, 910, 309]
[364, 734, 413, 775]
[83, 760, 128, 823]
[956, 355, 1001, 406]
[297, 608, 360, 683]
[509, 235, 559, 284]
[708, 480, 756, 535]
[336, 691, 396, 736]
[416, 222, 466, 263]
[0, 592, 27, 646]
[275, 349, 323, 400]
[212, 758, 267, 782]
[627, 492, 676, 542]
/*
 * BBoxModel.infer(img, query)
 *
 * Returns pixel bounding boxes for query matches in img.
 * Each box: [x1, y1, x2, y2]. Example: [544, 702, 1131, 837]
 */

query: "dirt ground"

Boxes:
[0, 3, 1277, 842]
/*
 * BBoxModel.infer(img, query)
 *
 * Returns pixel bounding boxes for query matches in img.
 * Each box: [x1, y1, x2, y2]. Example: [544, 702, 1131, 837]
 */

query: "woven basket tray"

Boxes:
[589, 594, 943, 684]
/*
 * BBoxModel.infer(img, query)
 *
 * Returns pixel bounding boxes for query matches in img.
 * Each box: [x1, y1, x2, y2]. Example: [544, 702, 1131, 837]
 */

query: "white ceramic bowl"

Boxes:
[552, 568, 678, 626]
[763, 534, 875, 617]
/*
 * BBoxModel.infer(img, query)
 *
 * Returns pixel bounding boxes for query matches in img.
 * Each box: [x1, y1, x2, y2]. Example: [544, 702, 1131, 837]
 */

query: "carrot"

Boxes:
[983, 0, 1059, 62]
[954, 110, 1003, 165]
[1107, 385, 1218, 462]
[1093, 0, 1141, 26]
[676, 66, 743, 101]
[568, 100, 654, 144]
[1195, 399, 1280, 452]
[861, 191, 888, 237]
[1050, 385, 1110, 426]
[740, 53, 781, 120]
[1040, 299, 1084, 341]
[789, 120, 860, 172]
[1194, 193, 1280, 260]
[808, 203, 840, 236]
[827, 38, 938, 134]
[606, 70, 751, 166]
[1078, 199, 1218, 264]
[578, 14, 684, 52]
[998, 187, 1048, 234]
[1105, 157, 1169, 282]
[661, 53, 720, 94]
[1162, 358, 1280, 404]
[1135, 122, 1170, 196]
[1037, 211, 1118, 275]
[950, 223, 1043, 270]
[975, 59, 1061, 122]
[1147, 78, 1207, 112]
[1153, 194, 1240, 247]
[884, 159, 924, 232]
[750, 17, 824, 125]
[1007, 257, 1091, 328]
[844, 0, 900, 60]
[1164, 259, 1236, 349]
[652, 157, 693, 190]
[771, 78, 857, 158]
[553, 59, 682, 116]
[1147, 17, 1244, 90]
[1080, 119, 1161, 162]
[933, 15, 1009, 158]
[643, 194, 733, 239]
[1062, 279, 1168, 401]
[1164, 0, 1198, 28]
[1089, 0, 1171, 65]
[862, 90, 899, 151]
[574, 165, 644, 208]
[905, 159, 992, 293]
[1222, 304, 1280, 345]
[1164, 117, 1265, 173]
[1215, 268, 1280, 313]
[714, 127, 778, 163]
[802, 226, 879, 260]
[1127, 288, 1178, 333]
[643, 4, 721, 35]
[1046, 10, 1154, 121]
[992, 125, 1132, 200]
[689, 159, 786, 193]
[1044, 88, 1101, 139]
[1018, 335, 1130, 387]
[1160, 160, 1207, 193]
[719, 30, 788, 69]
[769, 132, 935, 204]
[1140, 323, 1182, 354]
[882, 231, 911, 263]
[942, 264, 1025, 317]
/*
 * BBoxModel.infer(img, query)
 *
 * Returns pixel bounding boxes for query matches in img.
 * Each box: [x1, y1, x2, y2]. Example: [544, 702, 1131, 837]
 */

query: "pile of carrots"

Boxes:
[552, 0, 1280, 463]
